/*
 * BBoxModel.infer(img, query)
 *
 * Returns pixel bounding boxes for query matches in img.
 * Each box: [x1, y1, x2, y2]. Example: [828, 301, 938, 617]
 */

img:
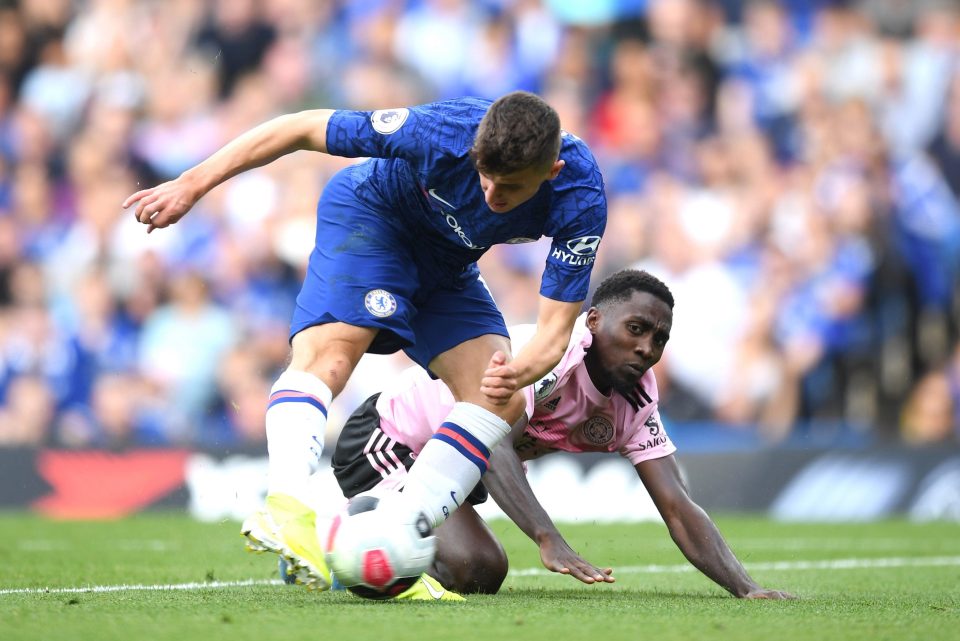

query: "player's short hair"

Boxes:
[591, 269, 674, 310]
[471, 91, 561, 175]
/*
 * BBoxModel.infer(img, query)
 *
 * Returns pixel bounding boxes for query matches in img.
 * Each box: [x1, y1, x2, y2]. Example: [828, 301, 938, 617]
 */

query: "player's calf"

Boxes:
[402, 402, 511, 526]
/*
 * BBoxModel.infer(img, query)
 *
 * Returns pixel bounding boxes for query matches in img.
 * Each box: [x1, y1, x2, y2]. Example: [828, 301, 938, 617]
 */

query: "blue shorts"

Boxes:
[290, 168, 508, 369]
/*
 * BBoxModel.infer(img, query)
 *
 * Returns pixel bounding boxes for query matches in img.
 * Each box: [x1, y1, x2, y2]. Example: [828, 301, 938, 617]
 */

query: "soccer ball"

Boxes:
[325, 491, 436, 600]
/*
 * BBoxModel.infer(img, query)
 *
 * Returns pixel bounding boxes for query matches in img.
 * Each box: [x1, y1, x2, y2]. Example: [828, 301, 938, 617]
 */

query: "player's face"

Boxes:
[478, 160, 564, 213]
[584, 291, 672, 397]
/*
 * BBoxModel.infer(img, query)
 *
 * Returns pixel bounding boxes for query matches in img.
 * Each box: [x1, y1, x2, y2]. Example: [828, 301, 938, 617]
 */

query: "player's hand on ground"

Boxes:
[539, 532, 615, 585]
[741, 587, 796, 600]
[480, 350, 519, 406]
[123, 177, 201, 233]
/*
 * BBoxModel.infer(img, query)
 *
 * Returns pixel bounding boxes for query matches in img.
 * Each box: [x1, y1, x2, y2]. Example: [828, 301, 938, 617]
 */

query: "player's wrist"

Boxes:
[178, 167, 212, 199]
[533, 527, 563, 545]
[731, 581, 762, 598]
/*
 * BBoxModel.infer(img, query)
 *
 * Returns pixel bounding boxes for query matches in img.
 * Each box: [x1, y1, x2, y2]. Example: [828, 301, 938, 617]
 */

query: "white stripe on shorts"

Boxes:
[365, 428, 401, 480]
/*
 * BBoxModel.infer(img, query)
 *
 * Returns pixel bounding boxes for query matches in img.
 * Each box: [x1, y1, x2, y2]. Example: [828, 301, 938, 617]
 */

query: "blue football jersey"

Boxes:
[324, 98, 607, 303]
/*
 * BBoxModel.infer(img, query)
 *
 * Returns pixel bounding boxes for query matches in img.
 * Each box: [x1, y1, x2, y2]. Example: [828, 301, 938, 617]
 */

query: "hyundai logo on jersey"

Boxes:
[566, 236, 601, 255]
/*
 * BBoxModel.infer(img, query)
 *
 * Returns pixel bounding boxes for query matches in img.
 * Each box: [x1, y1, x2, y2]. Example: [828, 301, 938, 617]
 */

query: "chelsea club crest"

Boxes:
[365, 289, 397, 318]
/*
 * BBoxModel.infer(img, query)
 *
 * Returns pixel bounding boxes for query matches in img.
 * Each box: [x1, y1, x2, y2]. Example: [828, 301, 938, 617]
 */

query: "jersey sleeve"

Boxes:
[618, 408, 677, 466]
[325, 106, 424, 161]
[325, 100, 481, 165]
[540, 192, 606, 301]
[540, 141, 607, 302]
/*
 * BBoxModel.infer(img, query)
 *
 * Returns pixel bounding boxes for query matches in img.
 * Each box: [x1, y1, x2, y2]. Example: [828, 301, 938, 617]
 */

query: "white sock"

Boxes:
[402, 402, 511, 527]
[265, 369, 333, 502]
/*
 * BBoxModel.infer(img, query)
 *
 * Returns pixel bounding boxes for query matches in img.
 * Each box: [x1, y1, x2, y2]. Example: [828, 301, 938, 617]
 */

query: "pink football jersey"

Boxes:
[376, 315, 675, 466]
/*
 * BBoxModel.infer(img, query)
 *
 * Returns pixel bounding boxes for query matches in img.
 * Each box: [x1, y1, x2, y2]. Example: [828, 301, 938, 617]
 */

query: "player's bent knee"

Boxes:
[435, 541, 508, 594]
[464, 544, 508, 594]
[432, 505, 509, 594]
[288, 324, 377, 394]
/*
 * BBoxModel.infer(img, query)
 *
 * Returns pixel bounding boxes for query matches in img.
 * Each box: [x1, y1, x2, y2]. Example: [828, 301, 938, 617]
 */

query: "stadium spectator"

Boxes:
[136, 269, 238, 441]
[56, 372, 168, 448]
[0, 0, 952, 452]
[901, 340, 960, 444]
[200, 344, 271, 447]
[900, 370, 957, 445]
[194, 0, 277, 100]
[0, 373, 54, 446]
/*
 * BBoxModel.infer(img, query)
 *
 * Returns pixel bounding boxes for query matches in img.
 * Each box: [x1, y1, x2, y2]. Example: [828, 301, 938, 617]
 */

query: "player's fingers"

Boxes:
[127, 196, 148, 222]
[487, 350, 507, 368]
[481, 370, 514, 383]
[568, 567, 601, 584]
[135, 198, 161, 225]
[122, 189, 151, 209]
[551, 555, 598, 583]
[480, 391, 511, 406]
[147, 213, 173, 233]
[745, 589, 795, 600]
[546, 562, 582, 580]
[480, 389, 514, 404]
[483, 364, 515, 377]
[482, 369, 518, 385]
[123, 199, 140, 221]
[573, 560, 613, 583]
[480, 386, 512, 397]
[481, 376, 516, 390]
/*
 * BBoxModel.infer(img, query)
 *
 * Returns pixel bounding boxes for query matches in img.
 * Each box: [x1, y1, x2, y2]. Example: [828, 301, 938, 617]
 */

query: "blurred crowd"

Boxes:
[0, 0, 957, 451]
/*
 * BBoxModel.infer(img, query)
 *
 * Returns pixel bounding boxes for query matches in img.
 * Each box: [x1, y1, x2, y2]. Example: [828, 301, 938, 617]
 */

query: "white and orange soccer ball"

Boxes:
[324, 491, 436, 599]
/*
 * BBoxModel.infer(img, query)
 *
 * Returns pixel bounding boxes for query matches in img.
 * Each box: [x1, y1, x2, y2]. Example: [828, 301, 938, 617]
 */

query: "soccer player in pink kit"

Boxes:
[332, 269, 794, 599]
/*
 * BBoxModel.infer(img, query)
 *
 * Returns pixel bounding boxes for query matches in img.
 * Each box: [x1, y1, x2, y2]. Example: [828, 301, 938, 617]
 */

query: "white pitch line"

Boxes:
[0, 578, 283, 596]
[508, 555, 960, 577]
[3, 556, 960, 596]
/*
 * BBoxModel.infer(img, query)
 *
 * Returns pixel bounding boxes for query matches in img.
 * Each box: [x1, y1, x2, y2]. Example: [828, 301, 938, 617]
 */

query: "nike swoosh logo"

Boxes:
[420, 576, 446, 600]
[427, 188, 456, 210]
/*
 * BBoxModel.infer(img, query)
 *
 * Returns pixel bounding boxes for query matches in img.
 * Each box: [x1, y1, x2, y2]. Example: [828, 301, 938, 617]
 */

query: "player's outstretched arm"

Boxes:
[122, 109, 334, 233]
[636, 455, 796, 599]
[482, 297, 581, 406]
[484, 421, 614, 585]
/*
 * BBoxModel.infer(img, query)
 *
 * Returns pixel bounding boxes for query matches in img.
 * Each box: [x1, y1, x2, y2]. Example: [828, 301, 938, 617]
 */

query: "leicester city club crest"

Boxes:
[581, 416, 615, 446]
[365, 289, 397, 318]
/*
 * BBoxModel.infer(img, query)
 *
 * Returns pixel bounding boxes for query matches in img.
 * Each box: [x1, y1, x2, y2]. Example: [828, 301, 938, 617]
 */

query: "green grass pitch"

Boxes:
[1, 513, 958, 641]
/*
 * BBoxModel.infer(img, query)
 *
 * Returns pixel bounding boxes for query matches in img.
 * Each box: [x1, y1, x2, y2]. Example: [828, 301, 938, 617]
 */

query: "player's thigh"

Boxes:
[291, 169, 421, 358]
[408, 276, 523, 412]
[429, 333, 512, 397]
[405, 275, 510, 373]
[433, 503, 508, 594]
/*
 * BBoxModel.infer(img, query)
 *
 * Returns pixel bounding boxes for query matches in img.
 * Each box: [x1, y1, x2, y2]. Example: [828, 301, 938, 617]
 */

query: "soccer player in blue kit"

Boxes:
[123, 91, 606, 598]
